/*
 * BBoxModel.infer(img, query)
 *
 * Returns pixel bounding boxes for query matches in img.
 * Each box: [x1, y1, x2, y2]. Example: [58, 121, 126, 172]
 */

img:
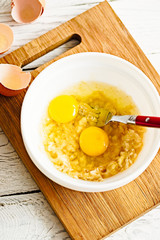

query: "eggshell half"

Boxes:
[39, 0, 45, 15]
[0, 64, 31, 96]
[11, 0, 45, 24]
[0, 23, 14, 54]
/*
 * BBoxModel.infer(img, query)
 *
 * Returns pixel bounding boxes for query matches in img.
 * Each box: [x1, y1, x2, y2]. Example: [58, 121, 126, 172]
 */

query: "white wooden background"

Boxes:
[0, 0, 160, 239]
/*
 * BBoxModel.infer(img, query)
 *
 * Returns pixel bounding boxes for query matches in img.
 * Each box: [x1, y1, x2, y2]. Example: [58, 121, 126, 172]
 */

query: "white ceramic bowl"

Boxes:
[21, 53, 160, 192]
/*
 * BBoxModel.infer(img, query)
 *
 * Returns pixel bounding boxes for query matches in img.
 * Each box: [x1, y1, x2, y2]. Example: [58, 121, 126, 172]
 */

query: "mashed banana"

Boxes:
[42, 82, 145, 181]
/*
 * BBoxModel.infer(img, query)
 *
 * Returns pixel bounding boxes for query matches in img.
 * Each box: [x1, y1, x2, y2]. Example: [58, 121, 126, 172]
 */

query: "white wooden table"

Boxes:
[0, 0, 160, 239]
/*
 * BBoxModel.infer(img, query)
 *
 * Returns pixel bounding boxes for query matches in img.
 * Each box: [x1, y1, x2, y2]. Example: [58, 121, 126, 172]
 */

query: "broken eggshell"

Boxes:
[0, 64, 31, 96]
[0, 23, 14, 54]
[11, 0, 45, 24]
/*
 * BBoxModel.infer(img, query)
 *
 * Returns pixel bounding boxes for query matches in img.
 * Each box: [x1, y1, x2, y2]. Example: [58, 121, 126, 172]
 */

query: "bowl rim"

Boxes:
[21, 52, 160, 192]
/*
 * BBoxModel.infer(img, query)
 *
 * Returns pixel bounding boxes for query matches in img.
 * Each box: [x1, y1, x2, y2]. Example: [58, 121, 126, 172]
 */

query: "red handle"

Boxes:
[136, 116, 160, 128]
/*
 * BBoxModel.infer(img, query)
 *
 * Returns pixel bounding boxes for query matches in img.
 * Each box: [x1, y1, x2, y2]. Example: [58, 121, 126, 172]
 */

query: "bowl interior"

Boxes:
[21, 53, 160, 192]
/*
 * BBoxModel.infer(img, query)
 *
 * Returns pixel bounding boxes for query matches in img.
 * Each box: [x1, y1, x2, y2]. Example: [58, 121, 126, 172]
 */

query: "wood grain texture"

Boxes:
[1, 0, 160, 70]
[1, 193, 160, 240]
[0, 128, 38, 196]
[0, 193, 70, 240]
[0, 1, 160, 240]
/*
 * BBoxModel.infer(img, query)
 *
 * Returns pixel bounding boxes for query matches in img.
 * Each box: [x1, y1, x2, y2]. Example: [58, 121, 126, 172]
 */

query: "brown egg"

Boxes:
[0, 23, 14, 54]
[11, 0, 45, 24]
[0, 64, 31, 96]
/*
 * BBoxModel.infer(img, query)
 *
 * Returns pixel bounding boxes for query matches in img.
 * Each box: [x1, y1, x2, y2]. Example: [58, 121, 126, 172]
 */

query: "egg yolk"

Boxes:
[79, 126, 109, 157]
[48, 95, 78, 123]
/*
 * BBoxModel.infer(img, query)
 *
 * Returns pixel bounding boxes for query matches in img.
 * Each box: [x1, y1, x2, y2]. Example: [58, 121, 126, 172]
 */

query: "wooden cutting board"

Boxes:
[1, 1, 160, 239]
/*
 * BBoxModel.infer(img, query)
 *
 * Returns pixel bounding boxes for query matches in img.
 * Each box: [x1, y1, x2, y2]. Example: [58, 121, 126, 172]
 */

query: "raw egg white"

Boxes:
[48, 95, 79, 123]
[79, 126, 109, 156]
